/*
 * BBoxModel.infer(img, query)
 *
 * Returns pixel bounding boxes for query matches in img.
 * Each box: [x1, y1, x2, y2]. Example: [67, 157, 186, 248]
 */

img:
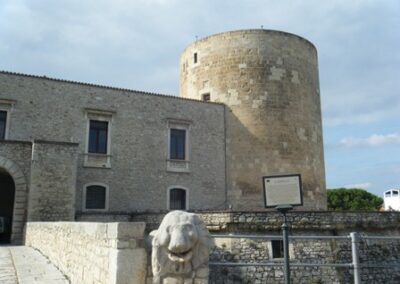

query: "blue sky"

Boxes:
[0, 0, 399, 197]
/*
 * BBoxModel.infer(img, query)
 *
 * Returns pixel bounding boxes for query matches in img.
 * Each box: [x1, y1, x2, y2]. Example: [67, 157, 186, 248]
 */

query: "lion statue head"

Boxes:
[150, 211, 214, 283]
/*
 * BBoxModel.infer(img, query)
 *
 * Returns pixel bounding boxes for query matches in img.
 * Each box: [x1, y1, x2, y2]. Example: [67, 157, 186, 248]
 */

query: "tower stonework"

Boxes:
[180, 29, 327, 210]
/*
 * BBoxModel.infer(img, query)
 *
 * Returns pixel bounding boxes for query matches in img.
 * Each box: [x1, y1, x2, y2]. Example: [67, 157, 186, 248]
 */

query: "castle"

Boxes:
[0, 29, 326, 244]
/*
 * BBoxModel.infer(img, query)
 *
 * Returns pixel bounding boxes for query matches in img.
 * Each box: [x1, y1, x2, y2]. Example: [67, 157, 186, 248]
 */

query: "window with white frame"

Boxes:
[83, 183, 109, 211]
[168, 187, 188, 210]
[170, 128, 186, 160]
[167, 119, 191, 172]
[0, 111, 7, 140]
[0, 99, 15, 140]
[267, 239, 293, 260]
[84, 109, 114, 168]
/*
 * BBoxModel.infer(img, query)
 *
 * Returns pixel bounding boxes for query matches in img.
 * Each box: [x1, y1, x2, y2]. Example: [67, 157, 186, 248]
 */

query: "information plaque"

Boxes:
[263, 174, 303, 208]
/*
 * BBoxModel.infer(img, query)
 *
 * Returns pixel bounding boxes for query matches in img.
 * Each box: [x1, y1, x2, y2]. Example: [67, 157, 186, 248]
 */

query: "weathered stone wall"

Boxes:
[0, 140, 31, 243]
[130, 211, 400, 283]
[28, 140, 79, 221]
[180, 29, 326, 210]
[130, 210, 400, 232]
[0, 71, 226, 211]
[25, 222, 148, 284]
[210, 236, 400, 283]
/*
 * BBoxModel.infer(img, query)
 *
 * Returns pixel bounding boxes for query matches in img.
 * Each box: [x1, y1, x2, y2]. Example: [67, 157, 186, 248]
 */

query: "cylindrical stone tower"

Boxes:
[180, 29, 326, 210]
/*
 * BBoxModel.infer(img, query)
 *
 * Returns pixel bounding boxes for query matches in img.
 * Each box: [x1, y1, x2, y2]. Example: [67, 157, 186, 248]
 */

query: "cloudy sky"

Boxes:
[1, 0, 399, 197]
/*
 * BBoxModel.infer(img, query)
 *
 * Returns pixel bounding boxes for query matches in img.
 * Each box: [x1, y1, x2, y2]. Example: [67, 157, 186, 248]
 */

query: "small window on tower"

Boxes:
[393, 190, 399, 196]
[202, 93, 210, 102]
[194, 52, 198, 64]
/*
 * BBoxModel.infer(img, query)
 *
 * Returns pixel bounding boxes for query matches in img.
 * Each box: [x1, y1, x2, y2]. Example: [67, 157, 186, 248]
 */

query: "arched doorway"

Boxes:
[0, 168, 15, 243]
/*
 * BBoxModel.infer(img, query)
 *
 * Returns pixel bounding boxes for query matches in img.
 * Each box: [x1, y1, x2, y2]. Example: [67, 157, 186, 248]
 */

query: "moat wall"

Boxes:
[78, 211, 400, 283]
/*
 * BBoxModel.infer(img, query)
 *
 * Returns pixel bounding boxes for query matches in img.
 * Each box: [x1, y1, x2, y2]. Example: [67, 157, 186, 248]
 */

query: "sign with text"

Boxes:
[263, 174, 303, 208]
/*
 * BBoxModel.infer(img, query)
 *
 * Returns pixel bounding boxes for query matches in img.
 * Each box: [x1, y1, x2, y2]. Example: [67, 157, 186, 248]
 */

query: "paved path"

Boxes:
[0, 246, 69, 284]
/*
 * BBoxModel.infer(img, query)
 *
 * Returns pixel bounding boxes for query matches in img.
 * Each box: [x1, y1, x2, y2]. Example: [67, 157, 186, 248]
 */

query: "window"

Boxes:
[167, 119, 190, 172]
[271, 240, 284, 258]
[385, 191, 391, 197]
[393, 190, 399, 196]
[194, 52, 198, 64]
[0, 111, 7, 140]
[169, 188, 188, 210]
[84, 109, 113, 168]
[202, 93, 210, 102]
[0, 99, 14, 140]
[170, 129, 186, 160]
[83, 184, 108, 211]
[89, 120, 108, 154]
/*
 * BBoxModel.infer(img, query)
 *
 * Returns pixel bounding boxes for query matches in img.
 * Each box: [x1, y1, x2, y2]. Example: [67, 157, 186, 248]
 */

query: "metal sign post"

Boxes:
[263, 174, 303, 284]
[277, 204, 293, 284]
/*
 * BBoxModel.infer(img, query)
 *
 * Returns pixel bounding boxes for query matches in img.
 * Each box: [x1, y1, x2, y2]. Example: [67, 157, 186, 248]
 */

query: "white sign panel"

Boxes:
[263, 174, 303, 208]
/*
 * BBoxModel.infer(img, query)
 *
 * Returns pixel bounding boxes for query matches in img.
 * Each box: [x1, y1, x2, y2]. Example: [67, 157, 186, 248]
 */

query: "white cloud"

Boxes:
[340, 133, 400, 147]
[343, 182, 372, 190]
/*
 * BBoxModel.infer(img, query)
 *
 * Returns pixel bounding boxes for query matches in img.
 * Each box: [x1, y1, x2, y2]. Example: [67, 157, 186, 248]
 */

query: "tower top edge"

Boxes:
[182, 29, 317, 53]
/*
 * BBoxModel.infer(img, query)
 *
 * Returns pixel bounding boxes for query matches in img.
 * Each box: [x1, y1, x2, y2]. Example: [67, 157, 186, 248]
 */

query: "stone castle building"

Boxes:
[0, 29, 326, 244]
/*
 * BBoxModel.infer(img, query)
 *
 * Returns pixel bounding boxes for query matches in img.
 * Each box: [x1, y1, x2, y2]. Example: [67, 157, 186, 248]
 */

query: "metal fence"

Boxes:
[210, 233, 400, 284]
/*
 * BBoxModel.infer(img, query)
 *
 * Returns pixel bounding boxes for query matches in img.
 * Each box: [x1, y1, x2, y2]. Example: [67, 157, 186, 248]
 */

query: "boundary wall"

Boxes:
[25, 222, 147, 284]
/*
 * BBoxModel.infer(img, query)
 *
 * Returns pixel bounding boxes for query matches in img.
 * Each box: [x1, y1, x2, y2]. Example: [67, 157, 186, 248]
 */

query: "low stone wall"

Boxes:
[131, 211, 400, 283]
[76, 211, 400, 283]
[129, 210, 400, 232]
[25, 222, 147, 284]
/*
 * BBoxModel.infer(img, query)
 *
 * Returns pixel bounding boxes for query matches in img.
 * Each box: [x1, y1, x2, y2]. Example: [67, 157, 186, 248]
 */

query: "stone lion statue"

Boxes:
[150, 211, 214, 283]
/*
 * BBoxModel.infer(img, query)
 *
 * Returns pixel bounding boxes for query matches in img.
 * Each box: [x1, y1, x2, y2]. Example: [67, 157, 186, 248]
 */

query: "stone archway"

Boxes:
[0, 157, 27, 244]
[0, 169, 15, 243]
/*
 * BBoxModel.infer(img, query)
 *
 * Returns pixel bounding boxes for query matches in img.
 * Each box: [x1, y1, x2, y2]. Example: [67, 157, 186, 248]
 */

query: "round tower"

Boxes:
[180, 29, 326, 210]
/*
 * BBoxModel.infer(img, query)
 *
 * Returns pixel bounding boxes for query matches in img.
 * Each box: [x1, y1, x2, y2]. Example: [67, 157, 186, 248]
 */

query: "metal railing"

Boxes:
[210, 232, 400, 284]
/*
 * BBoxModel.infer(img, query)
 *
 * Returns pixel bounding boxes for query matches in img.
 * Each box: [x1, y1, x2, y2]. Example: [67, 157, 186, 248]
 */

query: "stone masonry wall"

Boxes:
[0, 72, 226, 212]
[129, 211, 400, 283]
[25, 222, 148, 284]
[210, 236, 400, 283]
[28, 140, 79, 221]
[0, 141, 32, 243]
[180, 30, 326, 210]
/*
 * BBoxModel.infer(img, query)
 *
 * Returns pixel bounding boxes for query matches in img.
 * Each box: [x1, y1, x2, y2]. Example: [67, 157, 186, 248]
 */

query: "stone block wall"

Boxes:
[0, 140, 31, 244]
[28, 140, 79, 221]
[180, 30, 326, 210]
[210, 236, 400, 283]
[0, 72, 227, 212]
[130, 211, 400, 283]
[25, 222, 148, 284]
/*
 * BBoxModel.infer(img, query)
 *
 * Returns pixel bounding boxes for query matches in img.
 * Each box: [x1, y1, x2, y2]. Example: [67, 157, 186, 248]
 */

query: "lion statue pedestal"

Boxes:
[150, 211, 214, 284]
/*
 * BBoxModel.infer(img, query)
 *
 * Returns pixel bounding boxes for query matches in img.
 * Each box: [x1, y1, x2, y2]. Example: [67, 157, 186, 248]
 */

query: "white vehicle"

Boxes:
[384, 189, 400, 211]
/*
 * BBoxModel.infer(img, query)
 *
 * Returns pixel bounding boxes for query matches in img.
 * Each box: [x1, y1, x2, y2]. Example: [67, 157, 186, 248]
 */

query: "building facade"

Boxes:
[384, 189, 400, 211]
[0, 29, 326, 244]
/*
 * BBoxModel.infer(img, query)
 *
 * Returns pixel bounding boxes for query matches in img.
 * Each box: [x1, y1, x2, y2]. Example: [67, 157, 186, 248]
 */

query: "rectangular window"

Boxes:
[0, 111, 7, 140]
[85, 185, 106, 210]
[194, 52, 198, 64]
[89, 120, 108, 154]
[170, 128, 186, 160]
[393, 190, 399, 196]
[271, 240, 284, 258]
[202, 93, 210, 102]
[169, 188, 187, 210]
